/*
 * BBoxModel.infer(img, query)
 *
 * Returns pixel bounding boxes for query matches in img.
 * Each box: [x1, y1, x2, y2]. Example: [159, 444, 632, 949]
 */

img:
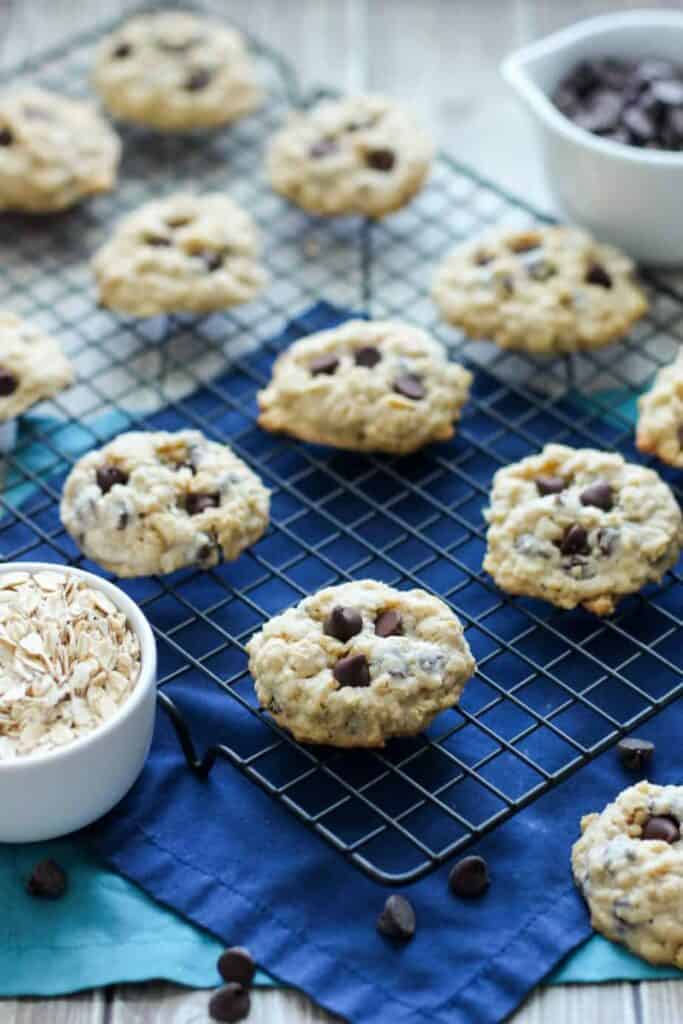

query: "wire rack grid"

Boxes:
[1, 2, 683, 886]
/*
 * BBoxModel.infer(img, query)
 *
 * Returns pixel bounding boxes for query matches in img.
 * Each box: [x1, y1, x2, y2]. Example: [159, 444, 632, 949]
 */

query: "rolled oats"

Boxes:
[0, 571, 141, 759]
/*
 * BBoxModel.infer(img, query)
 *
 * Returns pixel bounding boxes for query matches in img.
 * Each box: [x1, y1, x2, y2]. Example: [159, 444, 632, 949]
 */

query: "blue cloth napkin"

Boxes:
[4, 303, 683, 1016]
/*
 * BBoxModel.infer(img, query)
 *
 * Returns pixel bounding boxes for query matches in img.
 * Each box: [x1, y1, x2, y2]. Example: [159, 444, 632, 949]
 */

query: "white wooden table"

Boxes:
[1, 1, 682, 1021]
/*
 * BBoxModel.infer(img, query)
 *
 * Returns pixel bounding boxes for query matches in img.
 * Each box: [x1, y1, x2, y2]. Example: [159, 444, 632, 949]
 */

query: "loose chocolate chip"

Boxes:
[113, 42, 132, 58]
[0, 369, 18, 396]
[309, 138, 339, 159]
[448, 855, 490, 898]
[560, 523, 590, 557]
[217, 947, 256, 988]
[376, 894, 416, 940]
[617, 736, 655, 772]
[527, 258, 557, 281]
[375, 609, 403, 638]
[185, 68, 212, 91]
[209, 983, 250, 1023]
[580, 480, 613, 511]
[585, 263, 612, 288]
[27, 859, 67, 899]
[366, 148, 395, 171]
[323, 605, 363, 642]
[651, 79, 683, 107]
[145, 234, 172, 247]
[394, 373, 425, 400]
[0, 128, 13, 146]
[333, 652, 370, 688]
[186, 492, 220, 516]
[309, 353, 339, 376]
[642, 815, 680, 844]
[96, 464, 128, 494]
[355, 346, 382, 368]
[536, 475, 566, 496]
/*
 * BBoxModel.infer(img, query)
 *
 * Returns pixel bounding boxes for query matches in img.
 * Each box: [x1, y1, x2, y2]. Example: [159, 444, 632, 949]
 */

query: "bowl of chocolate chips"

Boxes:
[502, 10, 683, 264]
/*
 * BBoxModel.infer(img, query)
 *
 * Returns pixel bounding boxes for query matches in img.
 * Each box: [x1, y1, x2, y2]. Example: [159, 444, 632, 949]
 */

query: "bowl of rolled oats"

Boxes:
[0, 563, 156, 842]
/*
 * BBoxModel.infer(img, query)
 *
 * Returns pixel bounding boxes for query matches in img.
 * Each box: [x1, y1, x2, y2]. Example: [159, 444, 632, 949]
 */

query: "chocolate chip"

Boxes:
[0, 369, 18, 396]
[145, 234, 172, 247]
[574, 90, 623, 134]
[333, 653, 370, 688]
[167, 214, 192, 228]
[622, 105, 656, 143]
[113, 42, 132, 58]
[185, 68, 212, 92]
[186, 492, 220, 516]
[585, 263, 612, 288]
[217, 947, 256, 988]
[651, 79, 683, 107]
[96, 464, 128, 494]
[617, 736, 654, 772]
[0, 128, 12, 146]
[642, 815, 680, 843]
[157, 37, 201, 53]
[394, 373, 425, 400]
[597, 527, 618, 556]
[27, 859, 67, 899]
[580, 480, 613, 511]
[448, 855, 490, 898]
[323, 605, 363, 642]
[474, 250, 494, 266]
[309, 138, 339, 159]
[536, 475, 566, 496]
[560, 523, 590, 557]
[527, 258, 557, 281]
[366, 148, 395, 171]
[565, 60, 601, 98]
[309, 353, 339, 376]
[375, 609, 403, 638]
[202, 251, 224, 272]
[208, 983, 250, 1023]
[376, 894, 416, 941]
[636, 60, 678, 85]
[355, 346, 381, 368]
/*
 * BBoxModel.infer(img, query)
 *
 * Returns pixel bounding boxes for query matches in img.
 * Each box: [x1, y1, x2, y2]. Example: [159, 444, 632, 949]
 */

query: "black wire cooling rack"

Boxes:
[2, 2, 683, 885]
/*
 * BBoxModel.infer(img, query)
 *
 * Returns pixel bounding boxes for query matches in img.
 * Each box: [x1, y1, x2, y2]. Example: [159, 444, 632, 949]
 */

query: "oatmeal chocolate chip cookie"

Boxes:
[247, 579, 475, 748]
[637, 349, 683, 467]
[572, 781, 683, 967]
[0, 312, 73, 419]
[483, 444, 683, 615]
[257, 319, 472, 454]
[432, 225, 648, 354]
[93, 10, 261, 132]
[92, 193, 267, 316]
[0, 88, 120, 213]
[267, 95, 433, 218]
[60, 429, 270, 577]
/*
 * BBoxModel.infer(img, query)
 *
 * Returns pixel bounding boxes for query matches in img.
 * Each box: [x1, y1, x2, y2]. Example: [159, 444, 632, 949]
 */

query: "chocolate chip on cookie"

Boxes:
[113, 42, 132, 58]
[309, 353, 339, 376]
[185, 68, 213, 92]
[323, 605, 363, 642]
[186, 492, 220, 515]
[559, 523, 590, 556]
[394, 373, 425, 400]
[641, 815, 680, 843]
[209, 983, 250, 1023]
[355, 346, 381, 368]
[96, 464, 128, 494]
[333, 652, 371, 688]
[375, 609, 403, 637]
[377, 894, 416, 940]
[0, 369, 18, 396]
[585, 263, 612, 288]
[527, 258, 557, 281]
[580, 480, 614, 511]
[309, 139, 339, 159]
[366, 147, 395, 171]
[535, 475, 566, 496]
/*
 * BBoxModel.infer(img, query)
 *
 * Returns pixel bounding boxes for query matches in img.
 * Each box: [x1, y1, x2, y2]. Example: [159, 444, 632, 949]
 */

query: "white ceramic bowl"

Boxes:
[502, 10, 683, 265]
[0, 563, 157, 842]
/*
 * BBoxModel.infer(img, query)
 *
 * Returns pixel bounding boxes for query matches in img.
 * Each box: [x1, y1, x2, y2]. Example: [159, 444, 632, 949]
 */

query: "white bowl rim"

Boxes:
[501, 9, 683, 168]
[0, 562, 157, 772]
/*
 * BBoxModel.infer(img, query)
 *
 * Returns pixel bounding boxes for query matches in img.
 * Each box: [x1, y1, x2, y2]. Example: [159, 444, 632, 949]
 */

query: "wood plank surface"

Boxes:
[0, 1, 682, 1022]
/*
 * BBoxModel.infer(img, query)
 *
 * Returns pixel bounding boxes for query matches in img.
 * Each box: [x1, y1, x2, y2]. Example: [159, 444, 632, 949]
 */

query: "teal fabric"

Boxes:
[2, 396, 682, 996]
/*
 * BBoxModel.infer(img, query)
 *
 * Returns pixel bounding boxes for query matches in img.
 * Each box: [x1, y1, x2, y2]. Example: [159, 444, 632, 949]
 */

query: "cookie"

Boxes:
[0, 312, 73, 420]
[93, 10, 261, 132]
[483, 444, 683, 615]
[636, 349, 683, 467]
[0, 88, 120, 213]
[257, 319, 472, 454]
[60, 430, 270, 577]
[572, 781, 683, 967]
[432, 225, 648, 354]
[92, 193, 267, 316]
[247, 579, 475, 748]
[267, 95, 433, 218]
